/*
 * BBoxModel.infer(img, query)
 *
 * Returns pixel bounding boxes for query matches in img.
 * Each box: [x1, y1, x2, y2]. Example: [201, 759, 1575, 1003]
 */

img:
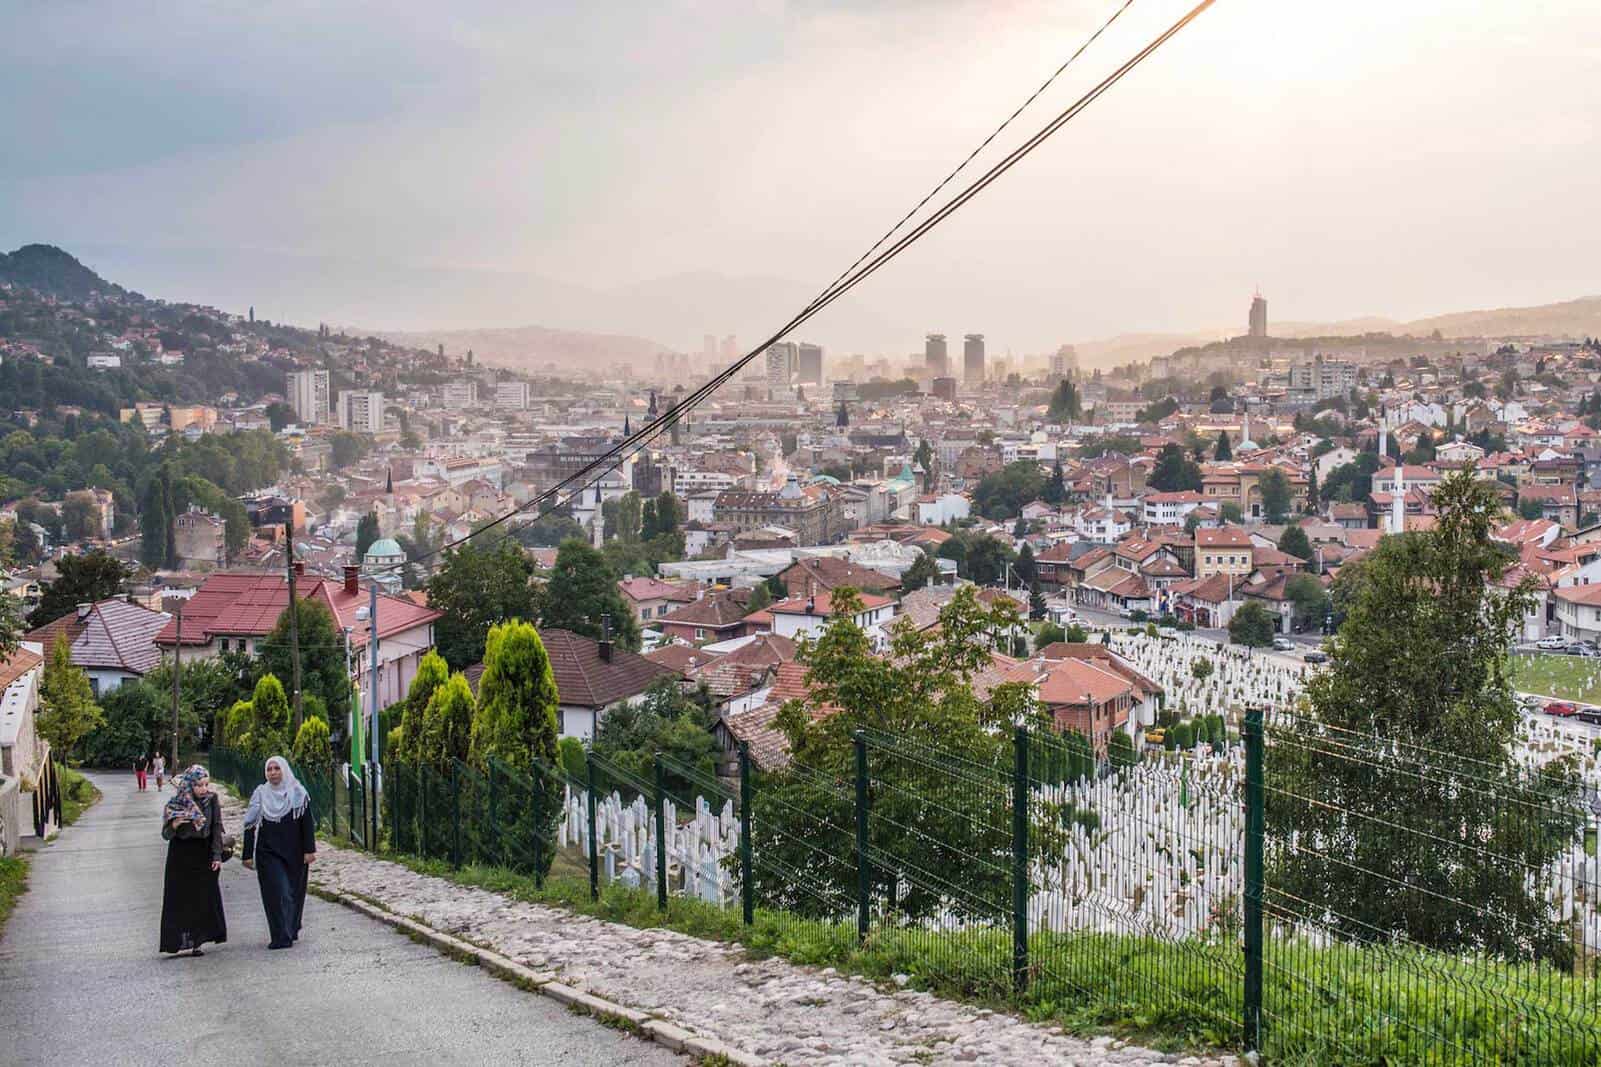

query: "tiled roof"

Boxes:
[152, 572, 440, 649]
[539, 628, 678, 709]
[26, 598, 170, 676]
[618, 577, 700, 604]
[0, 646, 43, 692]
[643, 643, 720, 673]
[769, 590, 895, 617]
[779, 557, 900, 593]
[1196, 526, 1252, 548]
[661, 592, 751, 630]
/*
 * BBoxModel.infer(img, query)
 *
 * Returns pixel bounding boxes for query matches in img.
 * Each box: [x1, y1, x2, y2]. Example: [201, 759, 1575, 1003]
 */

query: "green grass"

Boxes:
[363, 849, 1599, 1065]
[60, 767, 100, 826]
[0, 855, 29, 937]
[1509, 653, 1601, 703]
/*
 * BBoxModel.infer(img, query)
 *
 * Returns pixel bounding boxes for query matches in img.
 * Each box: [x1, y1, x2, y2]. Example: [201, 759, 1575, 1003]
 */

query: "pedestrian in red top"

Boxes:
[134, 753, 149, 792]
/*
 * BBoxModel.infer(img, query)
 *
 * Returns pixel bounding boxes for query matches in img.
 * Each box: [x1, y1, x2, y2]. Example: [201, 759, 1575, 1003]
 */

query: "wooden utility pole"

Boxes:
[285, 520, 304, 731]
[170, 604, 183, 766]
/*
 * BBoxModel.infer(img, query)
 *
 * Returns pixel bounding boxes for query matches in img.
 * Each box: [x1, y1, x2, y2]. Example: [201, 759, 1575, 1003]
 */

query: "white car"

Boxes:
[1272, 637, 1296, 652]
[1536, 636, 1566, 650]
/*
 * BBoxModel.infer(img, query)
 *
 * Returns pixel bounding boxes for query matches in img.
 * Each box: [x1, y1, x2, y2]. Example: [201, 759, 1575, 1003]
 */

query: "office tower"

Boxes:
[963, 333, 985, 383]
[925, 334, 948, 377]
[797, 342, 823, 385]
[442, 380, 479, 409]
[1048, 344, 1078, 380]
[286, 369, 330, 425]
[766, 343, 796, 400]
[337, 390, 385, 433]
[494, 380, 531, 410]
[932, 377, 957, 402]
[1249, 291, 1268, 338]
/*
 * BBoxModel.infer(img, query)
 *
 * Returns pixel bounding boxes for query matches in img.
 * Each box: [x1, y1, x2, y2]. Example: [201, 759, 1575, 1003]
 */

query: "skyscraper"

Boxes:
[963, 334, 985, 383]
[925, 334, 948, 377]
[766, 343, 796, 400]
[1249, 291, 1268, 338]
[797, 342, 823, 385]
[286, 369, 330, 425]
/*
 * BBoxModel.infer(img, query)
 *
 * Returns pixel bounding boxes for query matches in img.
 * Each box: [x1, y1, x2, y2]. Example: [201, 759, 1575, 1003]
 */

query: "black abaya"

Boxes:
[159, 793, 227, 954]
[243, 803, 315, 948]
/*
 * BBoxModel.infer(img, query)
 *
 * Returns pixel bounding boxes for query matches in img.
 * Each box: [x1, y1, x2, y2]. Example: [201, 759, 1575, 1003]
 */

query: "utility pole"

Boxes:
[285, 520, 303, 731]
[368, 581, 380, 766]
[170, 604, 182, 766]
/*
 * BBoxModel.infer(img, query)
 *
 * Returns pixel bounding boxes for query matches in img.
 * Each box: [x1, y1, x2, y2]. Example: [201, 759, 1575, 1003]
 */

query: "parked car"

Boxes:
[1576, 707, 1601, 726]
[1545, 701, 1579, 717]
[1567, 643, 1598, 658]
[1536, 635, 1567, 650]
[1303, 650, 1328, 664]
[1144, 728, 1167, 745]
[1518, 694, 1547, 713]
[1272, 637, 1296, 652]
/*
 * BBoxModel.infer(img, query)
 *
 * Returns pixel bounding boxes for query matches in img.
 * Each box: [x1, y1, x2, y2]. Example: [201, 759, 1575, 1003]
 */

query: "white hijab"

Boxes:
[247, 755, 310, 825]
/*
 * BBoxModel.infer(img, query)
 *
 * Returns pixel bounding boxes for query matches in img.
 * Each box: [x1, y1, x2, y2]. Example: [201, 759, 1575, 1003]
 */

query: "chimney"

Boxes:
[76, 602, 92, 620]
[343, 565, 360, 597]
[293, 561, 305, 577]
[599, 614, 614, 663]
[806, 578, 815, 616]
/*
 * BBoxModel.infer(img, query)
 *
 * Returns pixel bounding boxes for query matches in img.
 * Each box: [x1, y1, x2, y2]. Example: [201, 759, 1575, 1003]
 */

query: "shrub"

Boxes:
[291, 716, 333, 766]
[558, 735, 587, 781]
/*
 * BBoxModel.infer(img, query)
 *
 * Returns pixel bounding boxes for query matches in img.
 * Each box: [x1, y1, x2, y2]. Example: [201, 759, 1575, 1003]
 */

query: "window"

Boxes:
[695, 628, 706, 640]
[557, 708, 566, 733]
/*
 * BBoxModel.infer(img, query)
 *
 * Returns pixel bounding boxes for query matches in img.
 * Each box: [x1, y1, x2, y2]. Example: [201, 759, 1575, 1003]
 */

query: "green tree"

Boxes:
[82, 678, 165, 766]
[557, 735, 587, 782]
[1228, 601, 1275, 647]
[1108, 729, 1138, 768]
[591, 678, 718, 798]
[1014, 543, 1037, 585]
[539, 539, 642, 651]
[1219, 502, 1243, 524]
[291, 716, 333, 766]
[396, 649, 448, 764]
[139, 473, 169, 568]
[426, 537, 538, 670]
[28, 551, 131, 628]
[330, 431, 371, 469]
[1191, 658, 1213, 680]
[261, 597, 349, 731]
[1028, 581, 1047, 621]
[900, 550, 941, 592]
[1284, 573, 1331, 631]
[972, 461, 1047, 520]
[1035, 621, 1066, 650]
[1214, 431, 1232, 461]
[745, 581, 773, 613]
[1063, 623, 1088, 642]
[756, 588, 1060, 920]
[1149, 444, 1203, 493]
[1269, 470, 1586, 964]
[355, 512, 380, 559]
[1258, 468, 1292, 523]
[419, 672, 475, 765]
[1047, 379, 1081, 421]
[1277, 524, 1313, 562]
[1042, 461, 1067, 505]
[962, 533, 1015, 586]
[240, 673, 291, 758]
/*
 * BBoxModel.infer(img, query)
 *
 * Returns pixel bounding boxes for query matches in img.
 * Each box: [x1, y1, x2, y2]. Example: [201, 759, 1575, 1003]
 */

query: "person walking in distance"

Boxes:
[151, 752, 166, 790]
[159, 766, 228, 957]
[242, 755, 316, 949]
[134, 752, 149, 792]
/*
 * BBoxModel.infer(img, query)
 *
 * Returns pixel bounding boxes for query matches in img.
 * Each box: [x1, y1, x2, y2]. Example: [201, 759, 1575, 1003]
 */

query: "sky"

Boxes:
[4, 0, 1599, 357]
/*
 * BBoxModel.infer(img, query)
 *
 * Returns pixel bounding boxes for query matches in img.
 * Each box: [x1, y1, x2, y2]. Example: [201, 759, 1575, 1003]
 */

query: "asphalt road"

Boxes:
[0, 771, 685, 1067]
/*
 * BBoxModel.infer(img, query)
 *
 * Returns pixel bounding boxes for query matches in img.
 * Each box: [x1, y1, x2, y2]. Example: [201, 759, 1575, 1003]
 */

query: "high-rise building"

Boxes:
[931, 377, 957, 402]
[337, 390, 385, 433]
[1249, 291, 1268, 338]
[494, 381, 531, 410]
[797, 342, 823, 385]
[925, 334, 948, 378]
[765, 343, 796, 400]
[286, 369, 330, 425]
[442, 380, 479, 409]
[963, 334, 985, 382]
[1048, 345, 1078, 381]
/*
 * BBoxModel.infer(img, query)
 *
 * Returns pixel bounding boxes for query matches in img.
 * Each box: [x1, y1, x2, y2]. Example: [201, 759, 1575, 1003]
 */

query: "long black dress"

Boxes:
[159, 793, 227, 954]
[243, 801, 315, 948]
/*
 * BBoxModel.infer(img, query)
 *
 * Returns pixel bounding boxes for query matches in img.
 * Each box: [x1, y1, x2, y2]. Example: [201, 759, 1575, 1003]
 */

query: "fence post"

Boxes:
[346, 762, 355, 842]
[450, 762, 462, 868]
[738, 740, 754, 927]
[854, 729, 870, 944]
[1012, 724, 1030, 994]
[531, 761, 545, 887]
[418, 765, 429, 860]
[1242, 706, 1265, 1053]
[653, 753, 668, 911]
[369, 762, 379, 852]
[488, 759, 500, 868]
[391, 763, 400, 849]
[586, 750, 599, 902]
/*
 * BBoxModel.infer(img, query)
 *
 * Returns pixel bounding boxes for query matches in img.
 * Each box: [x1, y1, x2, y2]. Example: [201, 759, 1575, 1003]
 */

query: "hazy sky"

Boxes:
[5, 0, 1599, 355]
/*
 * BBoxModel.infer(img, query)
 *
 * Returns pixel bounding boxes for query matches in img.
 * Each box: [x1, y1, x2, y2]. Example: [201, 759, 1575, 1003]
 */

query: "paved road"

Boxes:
[0, 771, 684, 1066]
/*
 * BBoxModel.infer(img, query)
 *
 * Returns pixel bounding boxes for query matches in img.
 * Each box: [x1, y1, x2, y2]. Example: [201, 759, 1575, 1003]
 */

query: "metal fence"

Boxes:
[244, 709, 1601, 1064]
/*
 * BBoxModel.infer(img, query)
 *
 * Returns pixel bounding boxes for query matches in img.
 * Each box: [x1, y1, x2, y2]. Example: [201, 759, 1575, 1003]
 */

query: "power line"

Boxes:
[376, 0, 1215, 575]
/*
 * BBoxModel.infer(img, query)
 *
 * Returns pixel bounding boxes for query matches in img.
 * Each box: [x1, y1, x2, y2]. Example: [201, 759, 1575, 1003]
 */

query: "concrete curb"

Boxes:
[309, 884, 767, 1066]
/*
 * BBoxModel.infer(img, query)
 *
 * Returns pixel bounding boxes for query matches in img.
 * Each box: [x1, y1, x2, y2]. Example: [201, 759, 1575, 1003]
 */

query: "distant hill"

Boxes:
[0, 244, 130, 302]
[375, 323, 674, 374]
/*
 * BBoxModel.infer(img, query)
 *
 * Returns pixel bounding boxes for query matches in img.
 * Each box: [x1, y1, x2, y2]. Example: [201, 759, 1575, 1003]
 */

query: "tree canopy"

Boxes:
[425, 536, 538, 670]
[539, 538, 642, 651]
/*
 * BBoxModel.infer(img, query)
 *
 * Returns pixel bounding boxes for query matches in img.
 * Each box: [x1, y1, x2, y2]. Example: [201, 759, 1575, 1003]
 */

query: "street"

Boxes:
[0, 771, 685, 1066]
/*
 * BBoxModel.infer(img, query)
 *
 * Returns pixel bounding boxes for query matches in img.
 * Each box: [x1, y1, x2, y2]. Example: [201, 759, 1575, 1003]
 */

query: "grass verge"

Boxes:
[348, 849, 1600, 1065]
[60, 767, 101, 826]
[0, 855, 29, 938]
[1510, 653, 1601, 703]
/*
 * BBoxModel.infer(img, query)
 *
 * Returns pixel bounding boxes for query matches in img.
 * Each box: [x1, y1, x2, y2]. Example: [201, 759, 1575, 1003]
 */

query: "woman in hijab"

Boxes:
[242, 755, 317, 949]
[159, 765, 227, 957]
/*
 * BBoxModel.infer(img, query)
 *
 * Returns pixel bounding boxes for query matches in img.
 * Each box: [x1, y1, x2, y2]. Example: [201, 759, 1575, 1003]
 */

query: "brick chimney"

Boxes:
[293, 561, 305, 577]
[343, 565, 360, 597]
[599, 614, 614, 663]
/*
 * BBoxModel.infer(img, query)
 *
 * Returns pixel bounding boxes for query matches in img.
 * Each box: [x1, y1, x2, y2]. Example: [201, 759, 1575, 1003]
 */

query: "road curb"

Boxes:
[309, 883, 766, 1066]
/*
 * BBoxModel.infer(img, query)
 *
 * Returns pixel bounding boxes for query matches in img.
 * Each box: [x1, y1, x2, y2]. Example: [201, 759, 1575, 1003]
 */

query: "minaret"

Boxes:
[1390, 467, 1406, 535]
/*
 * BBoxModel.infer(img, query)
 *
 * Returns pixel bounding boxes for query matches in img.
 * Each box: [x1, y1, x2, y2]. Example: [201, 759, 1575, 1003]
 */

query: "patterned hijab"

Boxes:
[163, 765, 211, 833]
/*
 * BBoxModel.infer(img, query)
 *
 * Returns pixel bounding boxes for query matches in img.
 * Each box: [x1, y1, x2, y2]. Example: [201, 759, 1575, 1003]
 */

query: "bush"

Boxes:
[558, 735, 587, 781]
[1109, 730, 1139, 768]
[1173, 721, 1196, 749]
[1063, 623, 1088, 643]
[292, 716, 333, 766]
[1192, 659, 1214, 681]
[1035, 621, 1066, 651]
[1163, 729, 1178, 751]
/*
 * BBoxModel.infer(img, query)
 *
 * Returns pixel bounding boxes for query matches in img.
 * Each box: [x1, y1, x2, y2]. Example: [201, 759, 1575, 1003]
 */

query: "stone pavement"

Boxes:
[310, 843, 1242, 1067]
[0, 770, 684, 1066]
